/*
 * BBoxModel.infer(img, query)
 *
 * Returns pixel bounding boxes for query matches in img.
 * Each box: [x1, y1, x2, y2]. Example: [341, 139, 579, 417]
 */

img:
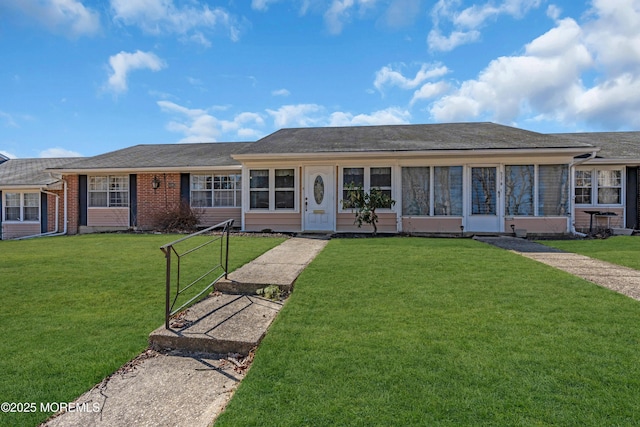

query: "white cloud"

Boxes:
[410, 81, 451, 106]
[272, 88, 291, 97]
[425, 1, 640, 130]
[157, 101, 265, 143]
[110, 0, 244, 44]
[374, 63, 449, 92]
[379, 0, 421, 29]
[267, 104, 326, 128]
[430, 17, 592, 123]
[428, 0, 543, 51]
[39, 147, 83, 158]
[0, 150, 17, 159]
[324, 0, 378, 35]
[251, 0, 282, 11]
[106, 50, 166, 94]
[329, 107, 411, 126]
[3, 0, 101, 37]
[427, 28, 480, 52]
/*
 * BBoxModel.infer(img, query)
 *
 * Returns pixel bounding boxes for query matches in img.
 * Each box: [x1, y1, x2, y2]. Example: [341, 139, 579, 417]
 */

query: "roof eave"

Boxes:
[583, 158, 640, 165]
[233, 147, 598, 161]
[50, 165, 242, 174]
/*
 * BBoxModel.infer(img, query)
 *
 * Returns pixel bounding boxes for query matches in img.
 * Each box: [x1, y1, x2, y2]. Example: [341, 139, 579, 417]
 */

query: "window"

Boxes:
[4, 192, 39, 221]
[249, 170, 270, 209]
[275, 169, 295, 210]
[89, 176, 129, 207]
[342, 168, 364, 208]
[401, 167, 430, 216]
[249, 168, 297, 210]
[471, 167, 497, 215]
[23, 193, 40, 221]
[401, 166, 462, 216]
[538, 165, 569, 216]
[191, 173, 241, 207]
[574, 170, 592, 204]
[505, 165, 534, 216]
[434, 166, 463, 216]
[574, 168, 623, 206]
[371, 167, 392, 208]
[341, 167, 393, 210]
[597, 170, 621, 204]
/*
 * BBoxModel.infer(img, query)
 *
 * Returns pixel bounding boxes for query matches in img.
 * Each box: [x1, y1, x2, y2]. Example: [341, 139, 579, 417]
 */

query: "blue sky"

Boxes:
[2, 0, 640, 158]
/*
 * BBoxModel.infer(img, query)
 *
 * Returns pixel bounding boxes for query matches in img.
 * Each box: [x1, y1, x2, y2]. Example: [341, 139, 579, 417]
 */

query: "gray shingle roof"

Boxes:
[51, 142, 254, 171]
[240, 122, 596, 155]
[551, 132, 640, 160]
[0, 158, 81, 187]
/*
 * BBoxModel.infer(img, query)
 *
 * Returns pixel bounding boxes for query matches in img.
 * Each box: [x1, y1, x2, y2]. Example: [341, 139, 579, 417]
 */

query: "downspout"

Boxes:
[14, 179, 68, 239]
[569, 151, 598, 237]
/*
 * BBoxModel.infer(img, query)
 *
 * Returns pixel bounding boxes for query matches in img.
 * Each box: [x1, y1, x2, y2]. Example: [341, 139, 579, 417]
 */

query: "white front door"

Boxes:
[304, 166, 335, 232]
[466, 166, 502, 232]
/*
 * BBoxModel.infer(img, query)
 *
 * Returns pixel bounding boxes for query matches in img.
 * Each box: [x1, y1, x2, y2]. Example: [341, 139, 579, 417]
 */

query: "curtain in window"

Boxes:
[23, 193, 40, 221]
[538, 165, 569, 216]
[434, 166, 462, 216]
[401, 167, 430, 216]
[471, 167, 497, 215]
[5, 193, 20, 220]
[597, 170, 621, 204]
[574, 170, 592, 204]
[505, 165, 534, 215]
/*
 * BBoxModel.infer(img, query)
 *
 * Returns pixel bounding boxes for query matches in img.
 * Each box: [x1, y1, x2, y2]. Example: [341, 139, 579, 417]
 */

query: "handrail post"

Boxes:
[163, 248, 171, 329]
[225, 219, 233, 279]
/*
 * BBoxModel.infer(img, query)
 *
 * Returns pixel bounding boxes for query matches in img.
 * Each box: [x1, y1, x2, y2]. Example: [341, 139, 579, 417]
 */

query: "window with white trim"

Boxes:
[4, 192, 40, 221]
[341, 166, 393, 210]
[574, 168, 623, 206]
[574, 170, 592, 204]
[89, 176, 129, 207]
[191, 173, 242, 207]
[248, 168, 297, 210]
[401, 166, 462, 216]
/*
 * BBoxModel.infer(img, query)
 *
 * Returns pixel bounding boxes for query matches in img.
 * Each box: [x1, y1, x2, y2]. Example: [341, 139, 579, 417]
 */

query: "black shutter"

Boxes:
[130, 174, 137, 227]
[41, 192, 48, 233]
[180, 173, 190, 205]
[626, 167, 639, 229]
[79, 175, 87, 226]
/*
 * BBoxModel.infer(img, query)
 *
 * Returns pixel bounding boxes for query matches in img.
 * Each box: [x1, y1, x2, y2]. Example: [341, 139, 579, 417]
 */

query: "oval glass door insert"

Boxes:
[313, 175, 325, 205]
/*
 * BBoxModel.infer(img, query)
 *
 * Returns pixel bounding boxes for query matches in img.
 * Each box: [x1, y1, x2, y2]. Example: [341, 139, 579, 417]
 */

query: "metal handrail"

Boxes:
[160, 219, 234, 329]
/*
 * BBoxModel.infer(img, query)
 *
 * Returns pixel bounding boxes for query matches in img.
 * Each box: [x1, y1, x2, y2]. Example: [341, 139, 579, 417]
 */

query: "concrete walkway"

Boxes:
[475, 236, 640, 301]
[44, 236, 328, 427]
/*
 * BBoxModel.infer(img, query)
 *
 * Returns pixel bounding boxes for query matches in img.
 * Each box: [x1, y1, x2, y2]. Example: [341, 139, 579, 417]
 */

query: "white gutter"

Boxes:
[569, 150, 598, 237]
[232, 147, 596, 162]
[13, 179, 68, 240]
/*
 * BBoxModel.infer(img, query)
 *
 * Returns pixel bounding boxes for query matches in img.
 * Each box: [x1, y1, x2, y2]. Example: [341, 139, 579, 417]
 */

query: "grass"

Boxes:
[540, 236, 640, 270]
[0, 232, 285, 427]
[215, 237, 640, 426]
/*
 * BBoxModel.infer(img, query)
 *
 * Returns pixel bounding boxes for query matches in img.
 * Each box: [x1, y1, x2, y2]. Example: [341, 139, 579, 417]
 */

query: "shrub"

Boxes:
[152, 201, 202, 233]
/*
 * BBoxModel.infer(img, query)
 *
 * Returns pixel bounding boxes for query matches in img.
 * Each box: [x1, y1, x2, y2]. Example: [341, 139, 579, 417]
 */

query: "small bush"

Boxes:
[152, 201, 202, 233]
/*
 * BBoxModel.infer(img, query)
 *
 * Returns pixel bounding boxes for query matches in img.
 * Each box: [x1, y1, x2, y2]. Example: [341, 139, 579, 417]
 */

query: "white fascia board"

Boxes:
[52, 165, 242, 174]
[0, 185, 47, 191]
[582, 158, 640, 166]
[233, 147, 598, 162]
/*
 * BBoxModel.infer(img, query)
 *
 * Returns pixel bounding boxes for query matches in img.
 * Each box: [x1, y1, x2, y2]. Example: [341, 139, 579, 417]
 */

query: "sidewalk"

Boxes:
[475, 236, 640, 301]
[44, 236, 328, 427]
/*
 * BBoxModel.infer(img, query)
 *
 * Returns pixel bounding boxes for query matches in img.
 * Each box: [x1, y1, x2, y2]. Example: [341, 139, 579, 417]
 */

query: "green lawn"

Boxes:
[541, 236, 640, 270]
[216, 237, 640, 426]
[0, 233, 285, 427]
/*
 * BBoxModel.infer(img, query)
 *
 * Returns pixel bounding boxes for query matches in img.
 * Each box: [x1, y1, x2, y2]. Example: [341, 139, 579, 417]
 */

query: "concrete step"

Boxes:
[149, 293, 283, 356]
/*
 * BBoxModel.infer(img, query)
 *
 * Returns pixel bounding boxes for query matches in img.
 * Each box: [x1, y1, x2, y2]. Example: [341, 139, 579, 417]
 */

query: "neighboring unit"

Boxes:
[1, 123, 639, 239]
